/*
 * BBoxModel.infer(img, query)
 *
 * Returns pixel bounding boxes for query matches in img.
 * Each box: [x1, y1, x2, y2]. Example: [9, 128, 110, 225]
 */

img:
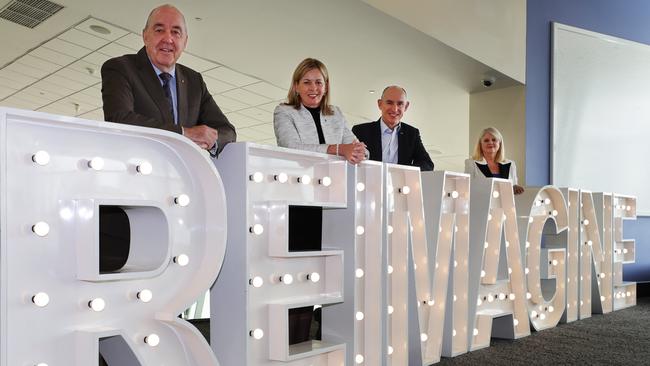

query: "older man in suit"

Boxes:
[98, 5, 236, 276]
[352, 85, 433, 171]
[101, 4, 235, 155]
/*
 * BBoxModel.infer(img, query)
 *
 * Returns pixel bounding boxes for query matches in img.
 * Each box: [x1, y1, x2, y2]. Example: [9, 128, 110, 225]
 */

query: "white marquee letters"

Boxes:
[0, 108, 227, 366]
[0, 109, 640, 365]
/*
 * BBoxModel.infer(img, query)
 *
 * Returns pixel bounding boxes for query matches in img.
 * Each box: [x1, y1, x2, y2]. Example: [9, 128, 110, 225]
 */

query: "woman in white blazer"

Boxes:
[464, 127, 525, 195]
[273, 58, 366, 164]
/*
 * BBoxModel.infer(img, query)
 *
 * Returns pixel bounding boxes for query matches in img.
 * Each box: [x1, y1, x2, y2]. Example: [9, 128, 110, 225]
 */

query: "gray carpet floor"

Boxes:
[100, 298, 649, 365]
[437, 297, 650, 366]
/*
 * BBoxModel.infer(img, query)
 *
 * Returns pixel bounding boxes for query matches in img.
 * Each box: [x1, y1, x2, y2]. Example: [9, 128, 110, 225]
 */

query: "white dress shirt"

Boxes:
[381, 119, 400, 164]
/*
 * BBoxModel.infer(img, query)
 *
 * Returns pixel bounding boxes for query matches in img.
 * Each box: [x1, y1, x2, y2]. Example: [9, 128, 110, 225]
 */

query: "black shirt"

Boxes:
[306, 106, 325, 144]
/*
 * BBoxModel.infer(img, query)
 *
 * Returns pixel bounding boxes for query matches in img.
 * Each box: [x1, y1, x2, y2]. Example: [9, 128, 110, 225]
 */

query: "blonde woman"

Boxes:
[273, 58, 366, 163]
[465, 127, 524, 195]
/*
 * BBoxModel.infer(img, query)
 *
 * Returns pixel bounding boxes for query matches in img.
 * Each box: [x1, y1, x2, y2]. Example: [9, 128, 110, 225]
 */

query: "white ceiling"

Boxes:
[0, 17, 310, 145]
[0, 0, 522, 170]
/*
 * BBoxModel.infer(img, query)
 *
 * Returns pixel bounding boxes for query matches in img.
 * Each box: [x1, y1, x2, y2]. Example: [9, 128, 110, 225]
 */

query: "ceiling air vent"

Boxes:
[0, 0, 64, 29]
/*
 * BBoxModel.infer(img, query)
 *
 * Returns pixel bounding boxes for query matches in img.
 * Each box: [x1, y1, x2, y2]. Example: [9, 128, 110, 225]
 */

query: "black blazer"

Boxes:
[101, 47, 236, 152]
[352, 120, 434, 171]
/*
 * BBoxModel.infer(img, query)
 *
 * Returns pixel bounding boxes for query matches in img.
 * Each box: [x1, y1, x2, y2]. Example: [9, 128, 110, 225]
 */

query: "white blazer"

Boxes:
[464, 158, 518, 185]
[273, 103, 357, 154]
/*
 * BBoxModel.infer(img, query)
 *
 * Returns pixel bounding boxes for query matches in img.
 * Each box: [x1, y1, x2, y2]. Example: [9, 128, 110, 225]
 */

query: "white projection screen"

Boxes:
[552, 22, 650, 215]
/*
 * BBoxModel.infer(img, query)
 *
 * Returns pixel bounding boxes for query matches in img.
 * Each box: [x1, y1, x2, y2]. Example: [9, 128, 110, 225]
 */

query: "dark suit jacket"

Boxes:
[101, 47, 236, 153]
[352, 120, 434, 171]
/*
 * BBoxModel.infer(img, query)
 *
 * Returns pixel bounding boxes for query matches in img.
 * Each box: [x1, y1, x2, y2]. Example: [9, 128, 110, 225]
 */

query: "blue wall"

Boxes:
[526, 0, 650, 281]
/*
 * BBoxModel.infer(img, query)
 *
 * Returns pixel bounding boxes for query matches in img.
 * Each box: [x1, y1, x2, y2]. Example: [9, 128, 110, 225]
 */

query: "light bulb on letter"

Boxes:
[32, 150, 50, 165]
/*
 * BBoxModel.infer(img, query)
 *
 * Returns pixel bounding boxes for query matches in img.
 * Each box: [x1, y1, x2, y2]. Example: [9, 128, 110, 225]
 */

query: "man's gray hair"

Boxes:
[143, 4, 187, 32]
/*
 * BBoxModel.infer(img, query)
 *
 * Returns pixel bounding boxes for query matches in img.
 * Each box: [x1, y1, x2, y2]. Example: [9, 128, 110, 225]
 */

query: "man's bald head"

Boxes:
[381, 85, 407, 100]
[378, 85, 410, 129]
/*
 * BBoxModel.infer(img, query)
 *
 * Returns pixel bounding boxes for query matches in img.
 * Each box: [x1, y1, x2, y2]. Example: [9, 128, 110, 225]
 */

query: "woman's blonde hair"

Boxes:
[284, 58, 334, 115]
[472, 126, 506, 162]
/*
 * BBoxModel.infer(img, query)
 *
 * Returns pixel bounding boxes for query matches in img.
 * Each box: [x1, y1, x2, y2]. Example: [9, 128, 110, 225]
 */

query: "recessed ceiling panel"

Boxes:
[257, 101, 281, 113]
[235, 125, 267, 140]
[58, 28, 110, 50]
[234, 129, 254, 141]
[29, 47, 76, 67]
[2, 95, 45, 110]
[243, 81, 286, 100]
[224, 112, 267, 128]
[20, 85, 61, 103]
[59, 96, 96, 115]
[68, 59, 102, 79]
[43, 73, 87, 91]
[256, 137, 276, 145]
[212, 94, 249, 112]
[17, 54, 61, 74]
[239, 123, 275, 143]
[55, 67, 100, 87]
[6, 61, 51, 79]
[114, 33, 143, 50]
[203, 75, 236, 94]
[344, 112, 373, 125]
[221, 88, 271, 106]
[204, 66, 259, 87]
[178, 53, 220, 72]
[82, 52, 112, 67]
[0, 69, 37, 88]
[0, 85, 17, 99]
[238, 107, 272, 123]
[37, 101, 75, 115]
[78, 107, 105, 121]
[97, 42, 136, 58]
[68, 90, 102, 107]
[79, 83, 102, 96]
[42, 38, 91, 58]
[31, 79, 74, 98]
[13, 89, 57, 105]
[250, 122, 274, 136]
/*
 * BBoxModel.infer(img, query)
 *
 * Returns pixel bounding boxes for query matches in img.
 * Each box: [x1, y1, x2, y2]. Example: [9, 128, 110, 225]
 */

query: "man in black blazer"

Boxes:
[352, 86, 434, 171]
[101, 4, 235, 155]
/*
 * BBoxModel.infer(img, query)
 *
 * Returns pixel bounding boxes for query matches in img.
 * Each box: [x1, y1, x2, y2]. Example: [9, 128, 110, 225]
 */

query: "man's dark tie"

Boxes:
[159, 72, 175, 123]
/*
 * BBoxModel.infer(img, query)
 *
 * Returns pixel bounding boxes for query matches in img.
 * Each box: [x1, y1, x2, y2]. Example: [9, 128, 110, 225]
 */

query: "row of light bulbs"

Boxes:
[248, 171, 332, 187]
[614, 291, 633, 299]
[249, 222, 399, 238]
[32, 150, 154, 175]
[477, 292, 516, 306]
[248, 271, 321, 288]
[354, 189, 366, 365]
[615, 204, 632, 211]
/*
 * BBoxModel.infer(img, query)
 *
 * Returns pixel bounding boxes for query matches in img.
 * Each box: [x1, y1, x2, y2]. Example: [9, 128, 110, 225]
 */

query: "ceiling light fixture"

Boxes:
[89, 24, 110, 35]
